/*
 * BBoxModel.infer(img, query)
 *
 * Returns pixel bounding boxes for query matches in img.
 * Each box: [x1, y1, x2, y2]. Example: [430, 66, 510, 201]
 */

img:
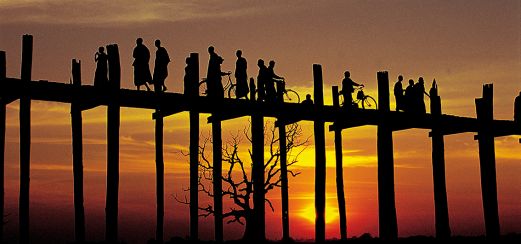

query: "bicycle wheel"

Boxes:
[227, 84, 237, 98]
[362, 96, 378, 109]
[285, 89, 300, 103]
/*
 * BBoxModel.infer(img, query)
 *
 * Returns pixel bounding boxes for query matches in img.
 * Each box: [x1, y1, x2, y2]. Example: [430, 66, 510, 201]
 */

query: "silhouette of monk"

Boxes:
[302, 94, 313, 105]
[184, 56, 193, 95]
[206, 46, 230, 99]
[515, 92, 521, 123]
[393, 75, 404, 111]
[234, 50, 249, 99]
[340, 71, 362, 108]
[266, 60, 284, 102]
[256, 59, 268, 102]
[133, 38, 152, 91]
[94, 46, 108, 88]
[153, 39, 170, 92]
[404, 79, 415, 112]
[415, 77, 429, 114]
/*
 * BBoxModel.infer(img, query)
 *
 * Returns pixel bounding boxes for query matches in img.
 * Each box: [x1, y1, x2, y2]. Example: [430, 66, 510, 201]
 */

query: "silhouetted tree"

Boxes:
[177, 122, 308, 240]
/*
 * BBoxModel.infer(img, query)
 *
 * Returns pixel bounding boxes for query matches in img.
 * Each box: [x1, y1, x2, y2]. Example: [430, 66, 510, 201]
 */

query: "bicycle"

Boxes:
[257, 79, 300, 103]
[340, 86, 377, 109]
[198, 72, 236, 98]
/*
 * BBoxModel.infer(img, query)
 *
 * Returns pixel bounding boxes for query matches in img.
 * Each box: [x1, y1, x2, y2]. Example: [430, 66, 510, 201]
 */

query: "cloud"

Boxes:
[0, 0, 281, 26]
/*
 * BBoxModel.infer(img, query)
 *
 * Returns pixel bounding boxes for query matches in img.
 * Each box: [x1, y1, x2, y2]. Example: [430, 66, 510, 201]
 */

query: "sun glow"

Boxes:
[298, 203, 339, 224]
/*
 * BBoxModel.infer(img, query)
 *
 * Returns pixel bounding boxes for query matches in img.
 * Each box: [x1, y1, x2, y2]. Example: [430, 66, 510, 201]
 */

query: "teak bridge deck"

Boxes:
[0, 35, 518, 243]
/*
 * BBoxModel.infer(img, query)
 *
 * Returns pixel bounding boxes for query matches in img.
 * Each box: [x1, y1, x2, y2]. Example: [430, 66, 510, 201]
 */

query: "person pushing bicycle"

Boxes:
[340, 71, 363, 107]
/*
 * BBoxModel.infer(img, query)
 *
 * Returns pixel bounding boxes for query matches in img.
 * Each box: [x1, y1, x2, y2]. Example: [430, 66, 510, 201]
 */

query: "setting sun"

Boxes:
[298, 202, 339, 224]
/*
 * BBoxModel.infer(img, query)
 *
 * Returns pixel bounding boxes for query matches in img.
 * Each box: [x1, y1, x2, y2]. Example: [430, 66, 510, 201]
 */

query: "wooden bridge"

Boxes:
[0, 35, 518, 243]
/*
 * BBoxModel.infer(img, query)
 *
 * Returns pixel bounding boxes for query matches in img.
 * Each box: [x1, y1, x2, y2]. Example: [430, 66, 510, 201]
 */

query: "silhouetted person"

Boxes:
[153, 39, 170, 92]
[266, 60, 284, 102]
[515, 92, 521, 124]
[235, 50, 249, 99]
[184, 57, 193, 95]
[340, 71, 363, 108]
[94, 46, 108, 88]
[394, 75, 404, 111]
[415, 77, 429, 114]
[257, 59, 268, 102]
[302, 94, 313, 105]
[206, 46, 230, 99]
[404, 79, 415, 112]
[133, 38, 152, 91]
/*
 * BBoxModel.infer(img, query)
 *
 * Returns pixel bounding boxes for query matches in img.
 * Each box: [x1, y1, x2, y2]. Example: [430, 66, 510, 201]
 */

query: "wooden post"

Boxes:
[19, 34, 32, 244]
[251, 113, 265, 241]
[71, 59, 86, 242]
[189, 53, 200, 241]
[430, 87, 451, 239]
[155, 75, 164, 243]
[332, 86, 347, 240]
[277, 81, 290, 241]
[0, 50, 6, 242]
[475, 84, 500, 238]
[376, 71, 398, 240]
[313, 64, 326, 243]
[212, 118, 223, 242]
[252, 77, 265, 241]
[105, 44, 120, 243]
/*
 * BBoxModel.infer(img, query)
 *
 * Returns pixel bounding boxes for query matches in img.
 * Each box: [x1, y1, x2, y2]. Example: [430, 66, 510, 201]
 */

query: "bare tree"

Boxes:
[177, 122, 308, 240]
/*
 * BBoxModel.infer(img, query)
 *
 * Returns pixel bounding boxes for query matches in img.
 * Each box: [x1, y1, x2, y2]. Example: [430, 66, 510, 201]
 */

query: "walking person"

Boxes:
[415, 77, 429, 114]
[394, 75, 404, 111]
[206, 46, 230, 99]
[340, 71, 363, 108]
[234, 50, 249, 99]
[133, 38, 152, 91]
[153, 39, 170, 92]
[256, 59, 268, 102]
[266, 60, 284, 102]
[94, 46, 108, 88]
[404, 79, 415, 112]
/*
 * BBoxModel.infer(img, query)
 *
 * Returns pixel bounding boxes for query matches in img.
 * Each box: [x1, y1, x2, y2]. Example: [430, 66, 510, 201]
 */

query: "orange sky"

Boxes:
[1, 1, 520, 243]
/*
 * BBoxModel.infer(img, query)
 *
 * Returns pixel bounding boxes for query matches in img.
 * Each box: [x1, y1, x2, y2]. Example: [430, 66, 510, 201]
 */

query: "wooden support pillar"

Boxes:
[429, 87, 451, 239]
[189, 53, 200, 241]
[313, 64, 326, 243]
[277, 81, 290, 241]
[212, 118, 223, 242]
[252, 113, 265, 241]
[332, 86, 347, 240]
[155, 81, 164, 243]
[0, 50, 6, 242]
[376, 71, 398, 240]
[71, 59, 86, 242]
[475, 84, 500, 238]
[19, 34, 32, 244]
[105, 44, 120, 243]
